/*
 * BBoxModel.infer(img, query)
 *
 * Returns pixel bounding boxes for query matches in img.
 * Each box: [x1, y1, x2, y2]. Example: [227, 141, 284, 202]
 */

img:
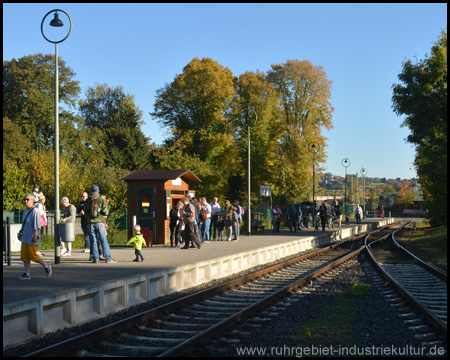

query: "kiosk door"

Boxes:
[138, 188, 154, 246]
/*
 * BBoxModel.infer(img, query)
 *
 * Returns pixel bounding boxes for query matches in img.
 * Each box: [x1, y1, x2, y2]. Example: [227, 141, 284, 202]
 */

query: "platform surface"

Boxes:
[3, 219, 383, 305]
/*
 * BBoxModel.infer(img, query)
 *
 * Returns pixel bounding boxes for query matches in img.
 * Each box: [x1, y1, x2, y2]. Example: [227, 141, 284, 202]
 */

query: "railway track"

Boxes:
[365, 223, 447, 345]
[23, 224, 400, 357]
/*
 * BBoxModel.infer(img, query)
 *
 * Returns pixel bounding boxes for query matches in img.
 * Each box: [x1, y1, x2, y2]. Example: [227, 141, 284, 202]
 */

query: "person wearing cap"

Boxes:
[82, 185, 117, 263]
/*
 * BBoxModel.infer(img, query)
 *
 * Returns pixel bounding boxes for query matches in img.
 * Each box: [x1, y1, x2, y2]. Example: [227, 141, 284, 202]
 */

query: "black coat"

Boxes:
[169, 208, 180, 228]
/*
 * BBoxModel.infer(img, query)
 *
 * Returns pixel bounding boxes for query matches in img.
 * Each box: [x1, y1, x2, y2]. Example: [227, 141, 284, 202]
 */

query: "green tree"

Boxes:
[230, 70, 282, 204]
[79, 83, 153, 170]
[3, 53, 81, 148]
[3, 157, 29, 211]
[3, 117, 31, 163]
[392, 30, 447, 226]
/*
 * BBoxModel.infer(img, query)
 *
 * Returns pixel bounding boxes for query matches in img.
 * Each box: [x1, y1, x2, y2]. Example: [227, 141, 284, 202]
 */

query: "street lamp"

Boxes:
[308, 142, 320, 202]
[360, 167, 367, 217]
[41, 9, 72, 264]
[246, 107, 257, 236]
[341, 158, 350, 214]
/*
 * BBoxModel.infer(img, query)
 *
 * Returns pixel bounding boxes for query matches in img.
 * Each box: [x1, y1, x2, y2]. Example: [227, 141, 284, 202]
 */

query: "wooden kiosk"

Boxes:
[120, 170, 201, 245]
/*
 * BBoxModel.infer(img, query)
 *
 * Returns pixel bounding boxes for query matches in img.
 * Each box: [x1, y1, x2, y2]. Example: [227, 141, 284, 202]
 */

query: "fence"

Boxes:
[366, 210, 384, 218]
[2, 209, 129, 238]
[3, 217, 12, 265]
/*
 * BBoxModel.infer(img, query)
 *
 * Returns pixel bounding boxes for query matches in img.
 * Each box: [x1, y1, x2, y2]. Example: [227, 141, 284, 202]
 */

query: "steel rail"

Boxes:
[158, 245, 365, 357]
[391, 227, 447, 282]
[364, 223, 447, 339]
[23, 226, 394, 357]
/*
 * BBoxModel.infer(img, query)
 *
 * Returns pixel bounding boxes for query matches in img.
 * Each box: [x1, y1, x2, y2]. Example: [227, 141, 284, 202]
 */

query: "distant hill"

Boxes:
[318, 172, 418, 192]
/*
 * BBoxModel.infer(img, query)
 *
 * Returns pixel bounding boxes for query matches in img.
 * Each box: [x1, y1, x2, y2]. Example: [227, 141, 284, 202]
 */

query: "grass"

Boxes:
[293, 280, 372, 348]
[403, 220, 447, 267]
[294, 295, 358, 347]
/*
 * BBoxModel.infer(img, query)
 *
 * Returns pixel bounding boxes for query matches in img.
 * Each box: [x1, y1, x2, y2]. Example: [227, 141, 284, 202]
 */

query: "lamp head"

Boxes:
[50, 12, 63, 27]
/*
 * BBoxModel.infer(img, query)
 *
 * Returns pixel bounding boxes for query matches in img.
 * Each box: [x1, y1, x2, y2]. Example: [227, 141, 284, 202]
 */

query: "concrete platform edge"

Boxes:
[3, 218, 393, 349]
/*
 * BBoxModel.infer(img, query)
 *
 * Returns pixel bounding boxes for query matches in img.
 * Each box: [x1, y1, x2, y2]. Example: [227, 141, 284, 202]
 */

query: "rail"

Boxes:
[364, 222, 447, 339]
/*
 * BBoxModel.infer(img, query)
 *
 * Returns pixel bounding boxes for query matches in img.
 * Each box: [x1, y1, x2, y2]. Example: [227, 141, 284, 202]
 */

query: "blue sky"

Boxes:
[3, 3, 447, 180]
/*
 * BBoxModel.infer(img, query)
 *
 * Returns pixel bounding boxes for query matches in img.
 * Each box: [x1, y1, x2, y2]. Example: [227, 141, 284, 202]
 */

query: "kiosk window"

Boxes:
[142, 194, 150, 207]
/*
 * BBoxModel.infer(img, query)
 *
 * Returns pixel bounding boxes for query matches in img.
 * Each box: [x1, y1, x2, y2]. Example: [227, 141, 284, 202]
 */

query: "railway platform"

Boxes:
[3, 218, 394, 348]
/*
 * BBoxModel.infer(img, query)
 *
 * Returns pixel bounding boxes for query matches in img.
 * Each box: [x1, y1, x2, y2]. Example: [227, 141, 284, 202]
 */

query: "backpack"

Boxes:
[90, 197, 100, 219]
[239, 205, 245, 216]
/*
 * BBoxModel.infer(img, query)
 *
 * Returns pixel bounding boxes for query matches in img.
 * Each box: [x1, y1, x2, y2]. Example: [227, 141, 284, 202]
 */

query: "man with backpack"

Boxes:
[82, 185, 116, 263]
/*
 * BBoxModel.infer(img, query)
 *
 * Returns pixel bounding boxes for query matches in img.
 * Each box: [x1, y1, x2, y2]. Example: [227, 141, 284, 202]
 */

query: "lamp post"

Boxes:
[41, 9, 72, 264]
[360, 167, 367, 218]
[308, 142, 320, 202]
[341, 158, 350, 214]
[246, 107, 257, 236]
[356, 172, 360, 205]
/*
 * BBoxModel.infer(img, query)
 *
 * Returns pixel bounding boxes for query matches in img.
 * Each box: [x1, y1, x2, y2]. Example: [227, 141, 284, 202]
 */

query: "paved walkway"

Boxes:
[3, 219, 383, 304]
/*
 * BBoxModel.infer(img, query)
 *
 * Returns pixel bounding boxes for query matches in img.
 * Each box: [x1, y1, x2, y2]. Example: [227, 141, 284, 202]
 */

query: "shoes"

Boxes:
[197, 244, 201, 250]
[82, 249, 90, 253]
[60, 248, 67, 255]
[105, 259, 117, 263]
[92, 260, 98, 264]
[133, 259, 140, 262]
[181, 247, 189, 249]
[99, 256, 105, 261]
[18, 273, 31, 280]
[45, 264, 52, 278]
[89, 256, 93, 261]
[62, 252, 71, 257]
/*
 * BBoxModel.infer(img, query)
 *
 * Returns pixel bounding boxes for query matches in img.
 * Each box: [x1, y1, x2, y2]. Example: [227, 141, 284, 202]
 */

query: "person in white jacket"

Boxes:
[355, 203, 363, 224]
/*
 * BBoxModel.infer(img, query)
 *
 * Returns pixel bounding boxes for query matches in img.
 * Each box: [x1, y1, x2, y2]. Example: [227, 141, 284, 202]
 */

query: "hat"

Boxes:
[91, 185, 99, 192]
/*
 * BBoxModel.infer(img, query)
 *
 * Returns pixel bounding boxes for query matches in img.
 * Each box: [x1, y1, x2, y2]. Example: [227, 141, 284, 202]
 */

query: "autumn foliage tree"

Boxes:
[266, 60, 334, 199]
[4, 53, 336, 212]
[152, 58, 334, 205]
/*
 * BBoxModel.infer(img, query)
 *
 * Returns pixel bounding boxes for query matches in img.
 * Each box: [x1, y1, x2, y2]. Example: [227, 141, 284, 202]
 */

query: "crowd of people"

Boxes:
[272, 200, 364, 233]
[17, 183, 366, 280]
[168, 195, 245, 250]
[17, 184, 117, 280]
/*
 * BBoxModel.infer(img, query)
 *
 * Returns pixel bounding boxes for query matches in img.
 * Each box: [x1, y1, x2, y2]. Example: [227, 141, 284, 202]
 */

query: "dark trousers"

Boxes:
[211, 215, 219, 239]
[81, 222, 90, 249]
[134, 249, 144, 261]
[184, 221, 201, 248]
[170, 224, 179, 246]
[321, 216, 327, 231]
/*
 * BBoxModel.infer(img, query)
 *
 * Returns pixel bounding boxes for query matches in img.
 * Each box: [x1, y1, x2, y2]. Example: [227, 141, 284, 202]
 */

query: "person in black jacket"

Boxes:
[334, 200, 342, 229]
[169, 201, 183, 247]
[319, 202, 328, 232]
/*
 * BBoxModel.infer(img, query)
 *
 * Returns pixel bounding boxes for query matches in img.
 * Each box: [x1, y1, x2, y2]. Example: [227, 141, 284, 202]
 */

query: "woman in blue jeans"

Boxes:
[200, 197, 211, 243]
